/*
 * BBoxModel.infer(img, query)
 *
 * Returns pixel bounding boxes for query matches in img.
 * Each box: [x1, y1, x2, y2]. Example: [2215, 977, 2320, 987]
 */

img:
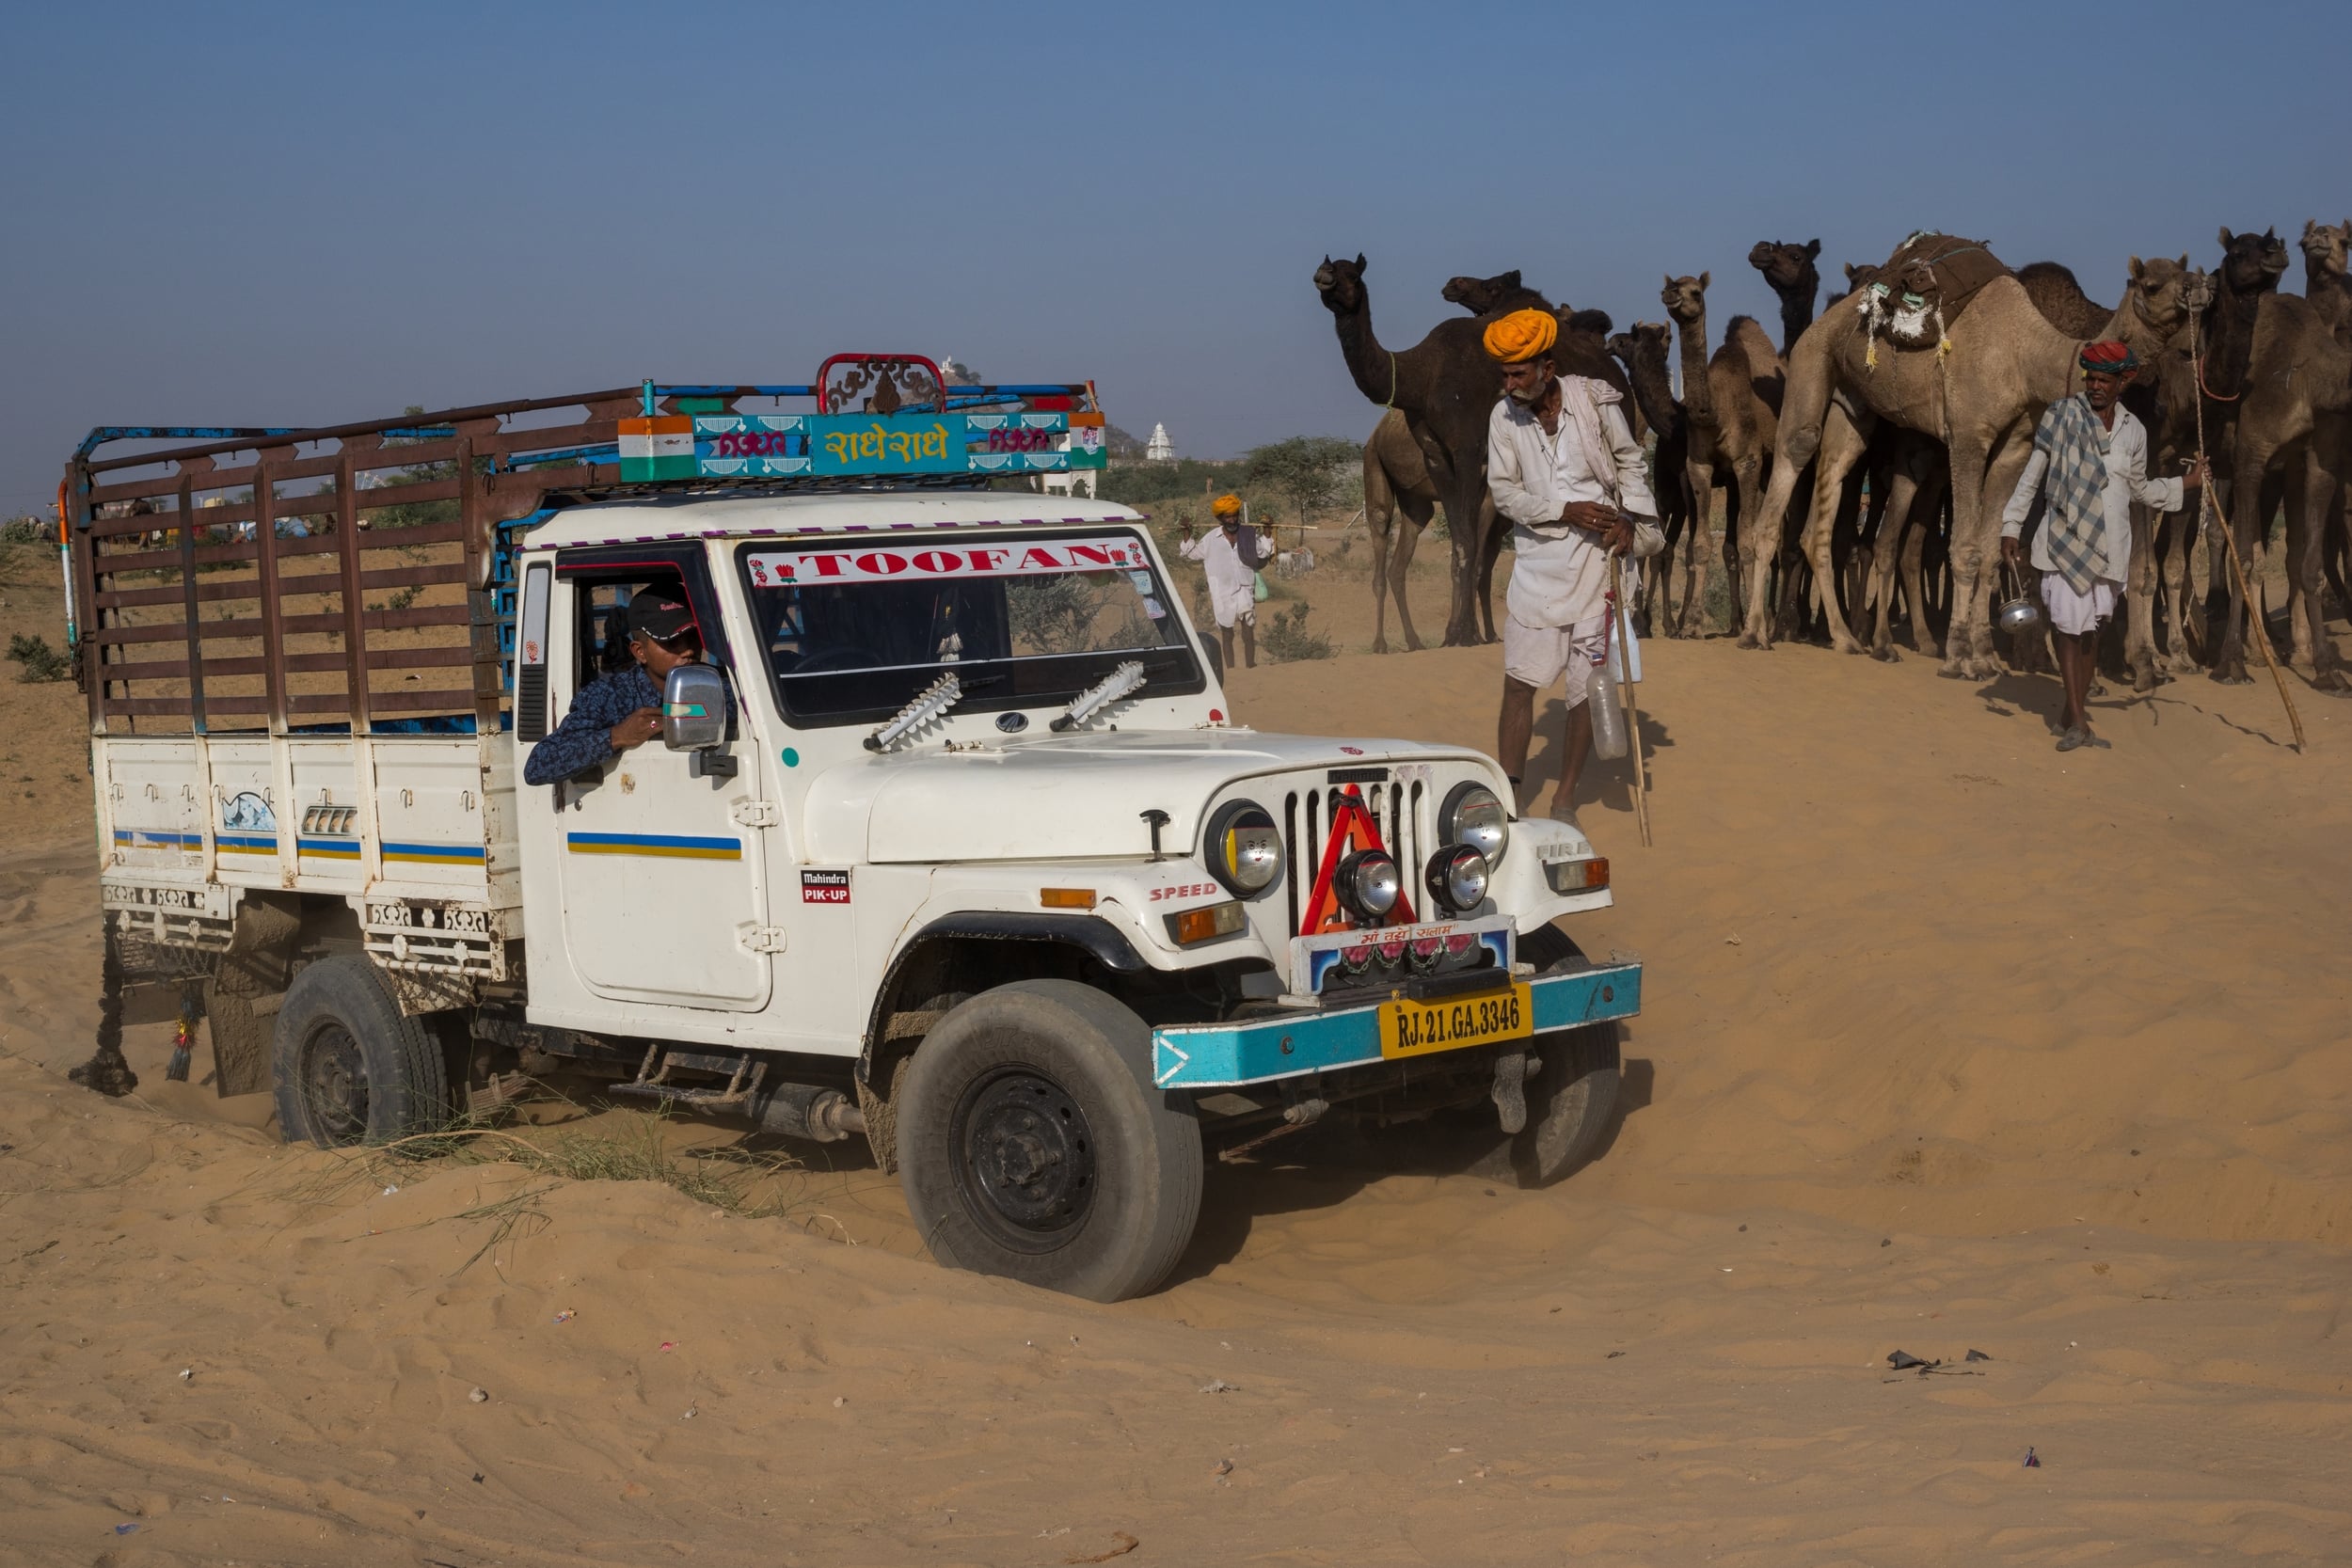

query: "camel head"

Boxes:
[2123, 254, 2199, 345]
[1618, 320, 1674, 372]
[2300, 219, 2350, 284]
[1441, 269, 1523, 314]
[1660, 273, 1709, 324]
[2217, 228, 2286, 295]
[1313, 254, 1367, 315]
[1747, 238, 1821, 293]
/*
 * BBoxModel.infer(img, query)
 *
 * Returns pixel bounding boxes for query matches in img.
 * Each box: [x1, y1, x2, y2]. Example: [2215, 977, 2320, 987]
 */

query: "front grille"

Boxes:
[1281, 777, 1425, 936]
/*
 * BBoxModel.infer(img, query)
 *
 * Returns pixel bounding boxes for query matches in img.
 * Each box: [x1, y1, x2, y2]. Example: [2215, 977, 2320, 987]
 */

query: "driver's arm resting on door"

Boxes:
[523, 587, 698, 786]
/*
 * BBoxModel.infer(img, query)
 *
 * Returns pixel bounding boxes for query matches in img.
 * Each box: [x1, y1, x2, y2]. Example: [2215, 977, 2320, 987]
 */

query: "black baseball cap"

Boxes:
[628, 587, 696, 643]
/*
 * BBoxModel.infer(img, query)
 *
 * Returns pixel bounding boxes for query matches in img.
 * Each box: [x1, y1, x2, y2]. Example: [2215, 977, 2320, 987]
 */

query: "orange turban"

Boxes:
[1482, 308, 1558, 364]
[1211, 494, 1243, 518]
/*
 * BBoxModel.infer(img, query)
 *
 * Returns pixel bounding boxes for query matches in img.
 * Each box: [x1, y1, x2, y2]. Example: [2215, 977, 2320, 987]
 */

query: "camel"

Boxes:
[1359, 407, 1494, 655]
[1607, 323, 1698, 632]
[1748, 239, 1823, 356]
[1661, 274, 1782, 639]
[1313, 253, 1628, 645]
[1740, 253, 2198, 675]
[2218, 241, 2352, 689]
[2300, 220, 2352, 611]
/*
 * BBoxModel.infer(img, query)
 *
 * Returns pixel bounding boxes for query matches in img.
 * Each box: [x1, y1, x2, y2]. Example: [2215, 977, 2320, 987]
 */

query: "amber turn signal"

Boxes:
[1545, 856, 1610, 894]
[1165, 900, 1245, 945]
[1039, 887, 1097, 911]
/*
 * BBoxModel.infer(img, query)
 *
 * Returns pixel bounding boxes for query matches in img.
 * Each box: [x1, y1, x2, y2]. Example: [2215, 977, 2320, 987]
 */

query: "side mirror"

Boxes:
[662, 664, 727, 751]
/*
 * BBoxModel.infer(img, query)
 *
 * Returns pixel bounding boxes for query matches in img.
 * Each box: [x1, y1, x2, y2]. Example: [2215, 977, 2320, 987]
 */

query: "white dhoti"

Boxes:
[1208, 580, 1256, 630]
[1502, 611, 1608, 702]
[2042, 575, 2120, 637]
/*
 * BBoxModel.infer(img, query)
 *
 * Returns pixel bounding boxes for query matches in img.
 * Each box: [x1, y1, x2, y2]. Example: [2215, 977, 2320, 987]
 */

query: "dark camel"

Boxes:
[2217, 240, 2352, 689]
[1608, 323, 1698, 633]
[1313, 253, 1627, 645]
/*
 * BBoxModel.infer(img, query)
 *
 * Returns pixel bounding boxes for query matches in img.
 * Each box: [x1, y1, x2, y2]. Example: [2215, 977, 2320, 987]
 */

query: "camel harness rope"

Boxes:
[2186, 311, 2305, 751]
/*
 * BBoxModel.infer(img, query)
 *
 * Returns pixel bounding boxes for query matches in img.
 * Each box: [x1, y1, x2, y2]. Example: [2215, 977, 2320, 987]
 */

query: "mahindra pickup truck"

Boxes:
[64, 357, 1639, 1301]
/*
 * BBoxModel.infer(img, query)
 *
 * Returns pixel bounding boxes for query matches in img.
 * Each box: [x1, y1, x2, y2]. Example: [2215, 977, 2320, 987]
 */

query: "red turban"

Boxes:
[2078, 340, 2137, 374]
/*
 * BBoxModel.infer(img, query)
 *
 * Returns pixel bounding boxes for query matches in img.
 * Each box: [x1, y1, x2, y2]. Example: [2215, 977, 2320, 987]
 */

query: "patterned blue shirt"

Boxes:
[523, 666, 661, 785]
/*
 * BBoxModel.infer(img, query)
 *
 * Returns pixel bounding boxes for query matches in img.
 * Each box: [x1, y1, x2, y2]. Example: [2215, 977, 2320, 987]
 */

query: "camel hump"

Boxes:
[1721, 314, 1779, 368]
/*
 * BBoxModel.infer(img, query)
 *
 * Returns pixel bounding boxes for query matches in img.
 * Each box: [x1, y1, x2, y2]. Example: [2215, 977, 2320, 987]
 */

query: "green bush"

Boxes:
[1262, 603, 1334, 663]
[7, 633, 72, 683]
[0, 515, 47, 546]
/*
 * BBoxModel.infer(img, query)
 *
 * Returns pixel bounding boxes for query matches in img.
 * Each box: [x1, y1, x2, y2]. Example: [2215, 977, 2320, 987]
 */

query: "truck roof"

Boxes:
[524, 490, 1145, 551]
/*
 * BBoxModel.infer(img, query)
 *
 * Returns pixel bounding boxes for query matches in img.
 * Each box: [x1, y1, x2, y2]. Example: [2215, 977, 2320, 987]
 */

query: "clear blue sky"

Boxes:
[4, 0, 2345, 515]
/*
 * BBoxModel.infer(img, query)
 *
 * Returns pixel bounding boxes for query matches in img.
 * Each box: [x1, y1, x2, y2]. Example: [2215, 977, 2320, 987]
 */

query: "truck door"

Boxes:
[539, 548, 771, 1010]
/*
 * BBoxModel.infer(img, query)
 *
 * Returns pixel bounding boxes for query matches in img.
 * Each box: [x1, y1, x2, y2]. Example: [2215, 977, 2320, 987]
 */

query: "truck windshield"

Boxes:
[736, 529, 1204, 725]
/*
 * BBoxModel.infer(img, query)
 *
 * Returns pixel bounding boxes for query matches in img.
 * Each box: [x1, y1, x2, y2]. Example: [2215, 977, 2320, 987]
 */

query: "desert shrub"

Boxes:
[8, 633, 72, 683]
[0, 515, 47, 546]
[1262, 603, 1333, 663]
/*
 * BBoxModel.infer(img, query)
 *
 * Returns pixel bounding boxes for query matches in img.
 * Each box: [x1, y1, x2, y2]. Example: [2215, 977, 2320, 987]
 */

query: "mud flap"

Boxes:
[208, 895, 300, 1098]
[1491, 1048, 1529, 1135]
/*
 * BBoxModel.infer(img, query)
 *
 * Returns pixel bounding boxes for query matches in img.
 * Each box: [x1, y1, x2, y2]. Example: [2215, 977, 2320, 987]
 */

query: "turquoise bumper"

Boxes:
[1151, 960, 1642, 1091]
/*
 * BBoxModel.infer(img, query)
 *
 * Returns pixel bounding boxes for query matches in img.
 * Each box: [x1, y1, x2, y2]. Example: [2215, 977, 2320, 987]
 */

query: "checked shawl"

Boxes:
[2032, 395, 2112, 594]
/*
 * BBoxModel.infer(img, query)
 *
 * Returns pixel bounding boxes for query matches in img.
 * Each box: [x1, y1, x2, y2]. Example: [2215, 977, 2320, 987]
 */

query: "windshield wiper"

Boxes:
[865, 670, 963, 752]
[1051, 659, 1147, 733]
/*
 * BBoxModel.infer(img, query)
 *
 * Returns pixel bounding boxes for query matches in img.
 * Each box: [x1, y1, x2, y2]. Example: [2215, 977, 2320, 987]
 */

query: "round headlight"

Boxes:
[1424, 845, 1491, 914]
[1204, 800, 1282, 896]
[1440, 781, 1509, 866]
[1338, 848, 1402, 920]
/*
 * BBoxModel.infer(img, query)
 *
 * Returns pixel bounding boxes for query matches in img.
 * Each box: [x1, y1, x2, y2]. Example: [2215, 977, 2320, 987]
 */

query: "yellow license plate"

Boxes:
[1378, 982, 1532, 1060]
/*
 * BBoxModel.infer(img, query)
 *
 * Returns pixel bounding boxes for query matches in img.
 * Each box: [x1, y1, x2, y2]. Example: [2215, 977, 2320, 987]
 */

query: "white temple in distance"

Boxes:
[1145, 422, 1173, 463]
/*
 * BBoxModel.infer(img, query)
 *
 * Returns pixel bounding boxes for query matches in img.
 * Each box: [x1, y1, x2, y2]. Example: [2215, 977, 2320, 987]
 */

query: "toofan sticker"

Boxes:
[746, 535, 1145, 588]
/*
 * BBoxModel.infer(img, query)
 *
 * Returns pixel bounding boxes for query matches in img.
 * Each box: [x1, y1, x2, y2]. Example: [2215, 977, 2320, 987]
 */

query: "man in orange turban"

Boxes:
[1181, 496, 1269, 669]
[1484, 308, 1661, 828]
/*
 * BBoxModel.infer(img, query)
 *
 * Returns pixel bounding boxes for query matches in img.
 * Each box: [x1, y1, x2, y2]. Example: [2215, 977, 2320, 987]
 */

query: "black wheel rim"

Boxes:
[950, 1066, 1096, 1253]
[299, 1022, 370, 1146]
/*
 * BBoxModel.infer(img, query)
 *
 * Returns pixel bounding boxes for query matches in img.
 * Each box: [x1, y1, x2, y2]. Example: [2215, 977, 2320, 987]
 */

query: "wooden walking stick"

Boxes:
[1610, 552, 1653, 847]
[2189, 318, 2306, 752]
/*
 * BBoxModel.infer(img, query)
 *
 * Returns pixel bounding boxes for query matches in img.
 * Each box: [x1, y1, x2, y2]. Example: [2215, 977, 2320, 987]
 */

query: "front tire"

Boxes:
[897, 980, 1202, 1302]
[1502, 924, 1623, 1187]
[270, 955, 451, 1148]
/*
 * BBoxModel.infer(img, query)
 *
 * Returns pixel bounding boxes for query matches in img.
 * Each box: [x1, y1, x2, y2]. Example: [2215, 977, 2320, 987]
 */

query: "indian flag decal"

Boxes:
[619, 416, 696, 482]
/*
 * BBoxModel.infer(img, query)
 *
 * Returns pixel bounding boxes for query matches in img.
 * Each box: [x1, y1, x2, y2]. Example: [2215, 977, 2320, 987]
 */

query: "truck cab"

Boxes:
[66, 363, 1641, 1302]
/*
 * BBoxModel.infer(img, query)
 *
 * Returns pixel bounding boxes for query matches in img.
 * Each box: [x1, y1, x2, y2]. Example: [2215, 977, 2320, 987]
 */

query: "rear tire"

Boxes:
[897, 979, 1202, 1302]
[270, 955, 451, 1148]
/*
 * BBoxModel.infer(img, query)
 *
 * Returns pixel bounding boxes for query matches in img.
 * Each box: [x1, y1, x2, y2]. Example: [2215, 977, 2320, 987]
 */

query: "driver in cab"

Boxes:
[524, 587, 704, 785]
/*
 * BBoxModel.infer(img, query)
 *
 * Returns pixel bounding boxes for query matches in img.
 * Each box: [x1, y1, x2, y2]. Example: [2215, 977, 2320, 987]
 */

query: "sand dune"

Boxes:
[4, 544, 2350, 1564]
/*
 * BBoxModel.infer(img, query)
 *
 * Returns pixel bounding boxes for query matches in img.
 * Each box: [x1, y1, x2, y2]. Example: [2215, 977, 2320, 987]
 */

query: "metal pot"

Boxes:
[1996, 593, 2044, 639]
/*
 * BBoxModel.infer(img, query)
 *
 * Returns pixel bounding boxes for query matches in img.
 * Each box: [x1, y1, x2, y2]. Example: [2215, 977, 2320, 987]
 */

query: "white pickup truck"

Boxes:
[66, 365, 1639, 1301]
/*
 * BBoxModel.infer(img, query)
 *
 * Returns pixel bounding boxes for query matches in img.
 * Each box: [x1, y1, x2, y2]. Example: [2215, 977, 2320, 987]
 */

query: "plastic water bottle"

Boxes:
[1586, 663, 1628, 760]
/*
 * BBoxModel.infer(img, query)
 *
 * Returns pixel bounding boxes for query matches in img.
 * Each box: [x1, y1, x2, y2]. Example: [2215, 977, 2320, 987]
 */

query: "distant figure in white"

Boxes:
[1179, 494, 1270, 671]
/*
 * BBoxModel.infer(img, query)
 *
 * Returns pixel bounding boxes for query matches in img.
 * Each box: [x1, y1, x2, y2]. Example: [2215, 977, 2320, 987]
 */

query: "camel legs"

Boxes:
[2290, 437, 2347, 690]
[1940, 423, 2033, 682]
[1797, 407, 1870, 655]
[2158, 503, 2205, 676]
[2124, 504, 2163, 692]
[1867, 457, 1930, 662]
[1678, 482, 1711, 639]
[1737, 448, 1810, 649]
[1438, 471, 1489, 648]
[1366, 470, 1398, 656]
[1385, 497, 1434, 654]
[1899, 469, 1946, 655]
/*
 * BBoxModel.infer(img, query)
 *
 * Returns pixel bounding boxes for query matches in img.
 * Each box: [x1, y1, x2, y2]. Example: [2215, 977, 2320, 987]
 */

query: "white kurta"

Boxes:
[1179, 528, 1264, 628]
[1999, 403, 2184, 586]
[1486, 379, 1663, 630]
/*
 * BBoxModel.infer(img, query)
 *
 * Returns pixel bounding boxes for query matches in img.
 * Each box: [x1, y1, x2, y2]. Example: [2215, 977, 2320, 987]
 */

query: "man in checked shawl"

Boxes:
[2000, 341, 2202, 752]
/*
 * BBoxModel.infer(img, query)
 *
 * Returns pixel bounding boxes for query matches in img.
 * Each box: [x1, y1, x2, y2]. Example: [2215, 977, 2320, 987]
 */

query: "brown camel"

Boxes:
[2219, 244, 2352, 689]
[1661, 274, 1782, 638]
[1607, 323, 1698, 632]
[1313, 253, 1628, 645]
[1740, 253, 2197, 673]
[1359, 407, 1493, 655]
